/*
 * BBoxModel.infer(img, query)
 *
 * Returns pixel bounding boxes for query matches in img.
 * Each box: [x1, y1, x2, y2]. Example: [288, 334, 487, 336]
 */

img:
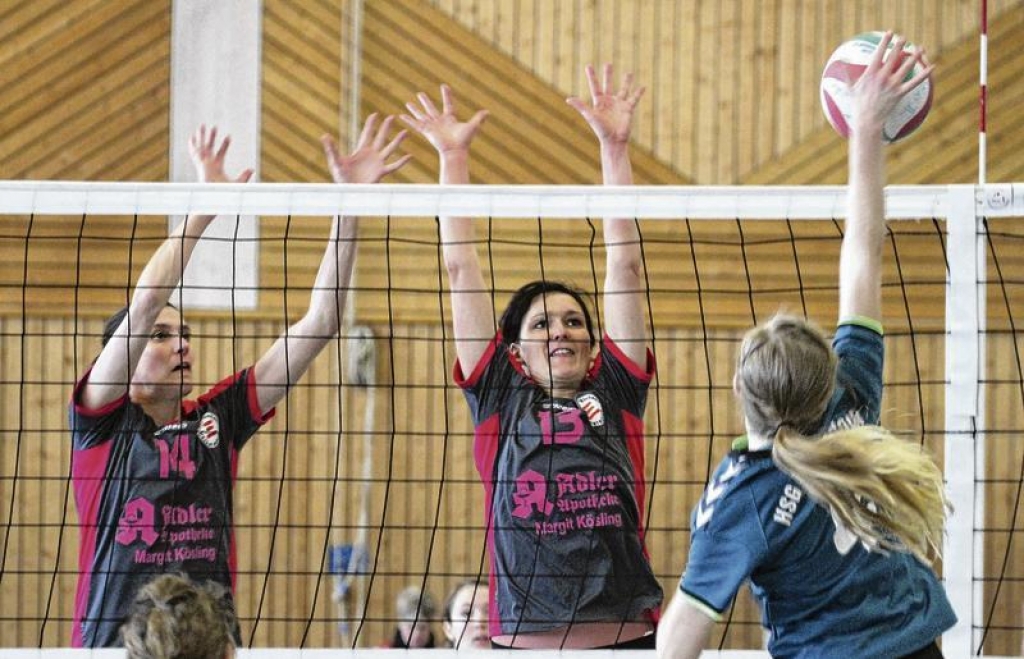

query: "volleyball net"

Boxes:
[0, 182, 1022, 657]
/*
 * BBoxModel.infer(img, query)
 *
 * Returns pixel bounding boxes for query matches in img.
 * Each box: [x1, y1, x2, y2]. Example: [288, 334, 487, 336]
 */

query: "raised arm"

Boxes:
[252, 114, 409, 414]
[840, 33, 932, 322]
[567, 64, 648, 366]
[401, 85, 493, 372]
[81, 127, 252, 410]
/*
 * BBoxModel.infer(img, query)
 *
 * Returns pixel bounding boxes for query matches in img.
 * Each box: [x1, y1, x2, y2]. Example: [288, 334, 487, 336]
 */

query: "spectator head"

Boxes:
[395, 585, 437, 648]
[121, 573, 236, 659]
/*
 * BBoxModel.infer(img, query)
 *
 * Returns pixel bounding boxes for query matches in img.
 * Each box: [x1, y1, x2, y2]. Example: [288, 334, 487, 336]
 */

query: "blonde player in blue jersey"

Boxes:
[400, 64, 663, 649]
[657, 32, 955, 659]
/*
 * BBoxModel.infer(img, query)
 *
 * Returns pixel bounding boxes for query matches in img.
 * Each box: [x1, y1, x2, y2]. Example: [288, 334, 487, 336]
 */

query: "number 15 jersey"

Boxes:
[456, 334, 663, 638]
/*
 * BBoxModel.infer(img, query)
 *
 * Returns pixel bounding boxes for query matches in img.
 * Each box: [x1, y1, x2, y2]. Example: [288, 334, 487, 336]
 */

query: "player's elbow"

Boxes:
[444, 255, 480, 290]
[301, 307, 342, 340]
[606, 254, 644, 290]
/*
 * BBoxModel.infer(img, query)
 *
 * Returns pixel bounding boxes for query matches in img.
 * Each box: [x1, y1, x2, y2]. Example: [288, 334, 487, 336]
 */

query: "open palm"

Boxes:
[400, 84, 488, 153]
[567, 63, 645, 146]
[188, 125, 253, 183]
[322, 114, 410, 184]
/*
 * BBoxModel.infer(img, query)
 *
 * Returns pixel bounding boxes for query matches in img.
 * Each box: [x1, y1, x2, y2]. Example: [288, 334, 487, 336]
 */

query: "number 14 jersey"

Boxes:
[68, 367, 272, 647]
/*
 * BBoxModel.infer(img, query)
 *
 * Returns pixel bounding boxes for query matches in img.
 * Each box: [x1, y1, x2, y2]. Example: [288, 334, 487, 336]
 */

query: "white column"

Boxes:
[169, 0, 262, 309]
[942, 184, 983, 656]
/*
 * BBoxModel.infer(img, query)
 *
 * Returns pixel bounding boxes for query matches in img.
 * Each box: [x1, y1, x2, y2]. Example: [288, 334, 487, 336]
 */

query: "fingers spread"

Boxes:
[383, 153, 413, 174]
[215, 134, 231, 160]
[885, 37, 909, 75]
[628, 85, 646, 107]
[404, 101, 427, 122]
[441, 84, 456, 115]
[321, 134, 341, 163]
[584, 64, 600, 104]
[380, 128, 408, 158]
[619, 71, 634, 99]
[398, 114, 420, 131]
[901, 50, 933, 94]
[417, 92, 440, 117]
[468, 109, 489, 130]
[869, 30, 893, 71]
[356, 113, 379, 150]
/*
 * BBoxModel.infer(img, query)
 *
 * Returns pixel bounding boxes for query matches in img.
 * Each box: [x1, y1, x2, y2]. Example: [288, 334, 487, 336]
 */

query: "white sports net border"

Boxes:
[1, 182, 1023, 657]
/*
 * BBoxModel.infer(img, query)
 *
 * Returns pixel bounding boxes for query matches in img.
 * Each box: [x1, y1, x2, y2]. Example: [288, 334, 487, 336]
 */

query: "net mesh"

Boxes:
[0, 184, 1022, 656]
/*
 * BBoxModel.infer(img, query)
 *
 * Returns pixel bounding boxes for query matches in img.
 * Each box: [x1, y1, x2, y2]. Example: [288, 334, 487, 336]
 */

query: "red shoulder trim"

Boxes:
[71, 366, 128, 418]
[454, 332, 504, 388]
[602, 335, 655, 382]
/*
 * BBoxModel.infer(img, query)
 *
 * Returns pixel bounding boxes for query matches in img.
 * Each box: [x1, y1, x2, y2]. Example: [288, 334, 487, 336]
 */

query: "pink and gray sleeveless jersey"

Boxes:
[68, 367, 273, 647]
[455, 333, 663, 638]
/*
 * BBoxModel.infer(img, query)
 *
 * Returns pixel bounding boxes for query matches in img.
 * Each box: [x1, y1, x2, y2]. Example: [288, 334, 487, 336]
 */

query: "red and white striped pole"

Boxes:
[979, 0, 989, 184]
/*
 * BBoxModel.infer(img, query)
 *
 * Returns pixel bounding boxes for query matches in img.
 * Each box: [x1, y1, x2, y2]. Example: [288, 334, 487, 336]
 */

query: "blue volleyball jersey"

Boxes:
[681, 322, 956, 658]
[69, 367, 272, 647]
[456, 333, 663, 638]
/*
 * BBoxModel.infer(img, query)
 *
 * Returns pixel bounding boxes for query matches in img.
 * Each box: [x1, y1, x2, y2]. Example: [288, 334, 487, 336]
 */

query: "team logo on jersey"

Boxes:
[574, 392, 605, 428]
[773, 483, 804, 527]
[827, 408, 866, 432]
[197, 412, 220, 448]
[695, 460, 743, 529]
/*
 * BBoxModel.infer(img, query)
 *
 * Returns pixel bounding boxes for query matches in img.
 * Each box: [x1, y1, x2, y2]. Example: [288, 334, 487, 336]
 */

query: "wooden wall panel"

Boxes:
[746, 2, 1024, 185]
[358, 0, 684, 186]
[0, 0, 170, 181]
[262, 0, 349, 184]
[428, 0, 1024, 184]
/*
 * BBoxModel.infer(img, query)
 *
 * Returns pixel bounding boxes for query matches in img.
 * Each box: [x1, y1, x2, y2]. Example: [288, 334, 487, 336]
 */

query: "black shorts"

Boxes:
[899, 640, 944, 659]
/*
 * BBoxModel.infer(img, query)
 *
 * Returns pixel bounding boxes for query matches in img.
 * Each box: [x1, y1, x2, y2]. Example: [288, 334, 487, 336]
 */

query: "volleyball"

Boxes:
[820, 32, 933, 142]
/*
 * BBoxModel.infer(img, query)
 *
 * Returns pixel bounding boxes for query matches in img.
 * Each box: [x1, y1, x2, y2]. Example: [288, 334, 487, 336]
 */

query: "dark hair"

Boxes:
[498, 280, 596, 347]
[443, 580, 485, 624]
[102, 304, 178, 346]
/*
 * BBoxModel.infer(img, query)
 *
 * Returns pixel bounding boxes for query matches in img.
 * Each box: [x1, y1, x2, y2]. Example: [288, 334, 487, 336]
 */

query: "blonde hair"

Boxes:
[737, 314, 949, 564]
[396, 585, 437, 621]
[121, 573, 235, 659]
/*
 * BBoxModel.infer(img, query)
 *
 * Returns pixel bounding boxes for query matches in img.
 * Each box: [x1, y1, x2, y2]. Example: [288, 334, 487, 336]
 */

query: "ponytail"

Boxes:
[772, 425, 949, 564]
